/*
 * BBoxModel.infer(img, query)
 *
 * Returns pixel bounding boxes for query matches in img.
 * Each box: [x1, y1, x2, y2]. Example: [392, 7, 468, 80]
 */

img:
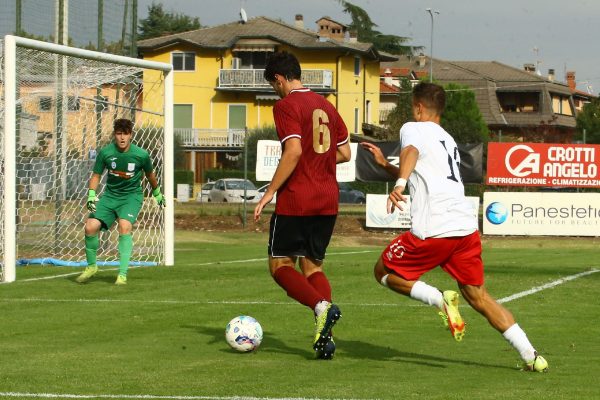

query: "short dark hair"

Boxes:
[263, 51, 301, 82]
[113, 118, 133, 134]
[412, 82, 446, 115]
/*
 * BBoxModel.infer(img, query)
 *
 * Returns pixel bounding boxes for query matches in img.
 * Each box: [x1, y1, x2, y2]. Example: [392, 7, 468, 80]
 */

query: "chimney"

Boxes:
[548, 69, 555, 82]
[566, 71, 576, 92]
[295, 14, 304, 29]
[384, 68, 393, 85]
[524, 63, 536, 73]
[417, 53, 426, 68]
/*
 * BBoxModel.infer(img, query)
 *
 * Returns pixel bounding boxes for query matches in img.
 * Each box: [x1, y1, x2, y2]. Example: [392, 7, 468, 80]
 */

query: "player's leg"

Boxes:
[300, 257, 338, 359]
[76, 218, 103, 283]
[115, 218, 133, 284]
[374, 232, 465, 340]
[268, 214, 337, 356]
[114, 193, 143, 285]
[302, 215, 341, 357]
[374, 232, 445, 305]
[458, 283, 548, 371]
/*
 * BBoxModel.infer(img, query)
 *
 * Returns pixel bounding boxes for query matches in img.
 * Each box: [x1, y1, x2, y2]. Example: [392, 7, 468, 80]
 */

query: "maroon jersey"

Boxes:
[273, 88, 349, 216]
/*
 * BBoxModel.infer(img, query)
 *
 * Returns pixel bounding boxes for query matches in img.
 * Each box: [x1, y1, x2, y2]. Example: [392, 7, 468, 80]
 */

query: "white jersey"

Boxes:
[400, 121, 477, 239]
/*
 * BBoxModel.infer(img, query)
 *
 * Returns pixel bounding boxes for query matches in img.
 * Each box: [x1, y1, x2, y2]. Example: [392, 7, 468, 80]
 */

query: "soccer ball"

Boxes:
[225, 315, 263, 352]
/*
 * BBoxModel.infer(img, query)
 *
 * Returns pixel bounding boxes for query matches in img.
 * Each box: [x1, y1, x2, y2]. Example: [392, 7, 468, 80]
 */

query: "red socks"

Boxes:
[307, 271, 332, 302]
[272, 266, 323, 309]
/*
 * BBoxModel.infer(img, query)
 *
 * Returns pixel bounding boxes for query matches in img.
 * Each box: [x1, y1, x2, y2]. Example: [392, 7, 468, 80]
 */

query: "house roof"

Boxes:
[380, 81, 399, 95]
[315, 16, 349, 28]
[382, 55, 577, 128]
[138, 16, 396, 61]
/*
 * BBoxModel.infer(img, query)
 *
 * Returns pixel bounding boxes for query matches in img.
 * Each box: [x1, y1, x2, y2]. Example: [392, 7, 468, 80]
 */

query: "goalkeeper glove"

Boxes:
[87, 189, 98, 212]
[153, 187, 166, 208]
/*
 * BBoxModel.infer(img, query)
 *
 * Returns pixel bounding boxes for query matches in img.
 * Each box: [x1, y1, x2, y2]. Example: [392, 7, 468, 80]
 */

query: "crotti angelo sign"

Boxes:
[487, 142, 600, 188]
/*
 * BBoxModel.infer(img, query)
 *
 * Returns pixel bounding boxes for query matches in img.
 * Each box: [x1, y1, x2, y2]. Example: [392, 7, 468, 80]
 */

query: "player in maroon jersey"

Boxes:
[254, 51, 351, 359]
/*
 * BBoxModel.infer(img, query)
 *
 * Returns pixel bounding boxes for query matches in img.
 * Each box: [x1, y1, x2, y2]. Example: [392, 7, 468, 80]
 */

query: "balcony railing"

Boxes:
[218, 69, 333, 89]
[175, 128, 246, 148]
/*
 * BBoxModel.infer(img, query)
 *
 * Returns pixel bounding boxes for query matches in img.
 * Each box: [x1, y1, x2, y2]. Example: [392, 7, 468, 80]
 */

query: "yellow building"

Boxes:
[138, 15, 395, 182]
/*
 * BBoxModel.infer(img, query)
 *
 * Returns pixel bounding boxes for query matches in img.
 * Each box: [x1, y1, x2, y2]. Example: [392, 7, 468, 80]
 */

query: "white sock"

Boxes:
[502, 323, 536, 362]
[314, 300, 330, 317]
[410, 281, 443, 308]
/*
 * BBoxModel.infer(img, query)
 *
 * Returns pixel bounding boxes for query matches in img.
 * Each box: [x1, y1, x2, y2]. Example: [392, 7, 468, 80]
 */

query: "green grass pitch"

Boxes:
[0, 230, 599, 400]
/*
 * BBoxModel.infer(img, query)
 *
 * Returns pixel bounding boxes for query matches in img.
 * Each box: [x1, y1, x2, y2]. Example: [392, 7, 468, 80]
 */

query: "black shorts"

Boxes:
[268, 214, 337, 261]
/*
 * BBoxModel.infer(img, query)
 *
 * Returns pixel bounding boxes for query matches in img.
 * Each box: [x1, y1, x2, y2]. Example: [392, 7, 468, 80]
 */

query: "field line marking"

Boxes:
[14, 251, 378, 282]
[0, 297, 419, 308]
[0, 392, 373, 400]
[498, 268, 599, 304]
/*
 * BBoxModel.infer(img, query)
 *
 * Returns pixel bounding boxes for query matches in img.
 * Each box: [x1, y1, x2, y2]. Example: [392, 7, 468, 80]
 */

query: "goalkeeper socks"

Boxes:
[410, 281, 443, 308]
[272, 266, 324, 309]
[84, 234, 99, 266]
[307, 271, 332, 302]
[502, 323, 536, 362]
[118, 234, 133, 277]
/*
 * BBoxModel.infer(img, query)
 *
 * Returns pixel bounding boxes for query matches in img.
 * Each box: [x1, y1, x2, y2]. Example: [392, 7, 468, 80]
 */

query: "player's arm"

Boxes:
[254, 137, 302, 221]
[145, 171, 165, 207]
[86, 173, 101, 212]
[388, 145, 418, 213]
[360, 142, 399, 178]
[336, 141, 351, 164]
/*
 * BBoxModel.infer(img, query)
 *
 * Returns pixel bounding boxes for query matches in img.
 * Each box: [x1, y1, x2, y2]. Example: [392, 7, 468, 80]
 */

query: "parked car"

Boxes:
[208, 178, 259, 203]
[257, 183, 277, 203]
[338, 183, 366, 204]
[197, 182, 214, 202]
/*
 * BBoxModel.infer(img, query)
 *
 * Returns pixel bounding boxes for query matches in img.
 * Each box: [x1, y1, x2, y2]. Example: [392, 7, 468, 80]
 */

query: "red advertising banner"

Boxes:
[487, 142, 600, 188]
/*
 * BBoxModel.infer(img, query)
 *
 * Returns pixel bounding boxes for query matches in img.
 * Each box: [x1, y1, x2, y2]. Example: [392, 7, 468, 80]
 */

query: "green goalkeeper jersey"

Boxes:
[93, 142, 154, 195]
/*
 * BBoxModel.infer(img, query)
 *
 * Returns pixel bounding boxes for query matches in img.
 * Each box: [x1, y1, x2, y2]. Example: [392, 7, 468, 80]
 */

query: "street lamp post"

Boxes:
[426, 8, 439, 83]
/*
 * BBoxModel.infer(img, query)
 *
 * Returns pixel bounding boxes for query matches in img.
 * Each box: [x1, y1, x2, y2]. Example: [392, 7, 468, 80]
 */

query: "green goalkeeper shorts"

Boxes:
[89, 191, 143, 230]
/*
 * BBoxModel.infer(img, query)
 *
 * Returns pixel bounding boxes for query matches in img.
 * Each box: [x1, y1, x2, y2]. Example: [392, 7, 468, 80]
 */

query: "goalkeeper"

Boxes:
[76, 118, 165, 285]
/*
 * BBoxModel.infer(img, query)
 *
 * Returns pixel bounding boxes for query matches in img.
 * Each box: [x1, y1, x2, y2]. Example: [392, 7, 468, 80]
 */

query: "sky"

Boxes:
[137, 0, 600, 95]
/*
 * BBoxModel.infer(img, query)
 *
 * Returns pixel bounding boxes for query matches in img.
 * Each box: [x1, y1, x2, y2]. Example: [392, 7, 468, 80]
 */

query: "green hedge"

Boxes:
[174, 170, 194, 191]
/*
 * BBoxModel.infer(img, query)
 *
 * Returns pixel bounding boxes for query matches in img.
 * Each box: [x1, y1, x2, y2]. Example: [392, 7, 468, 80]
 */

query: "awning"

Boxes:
[232, 38, 278, 52]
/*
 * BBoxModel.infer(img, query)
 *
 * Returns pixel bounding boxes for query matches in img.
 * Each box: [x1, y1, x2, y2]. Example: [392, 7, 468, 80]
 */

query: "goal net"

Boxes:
[1, 36, 174, 282]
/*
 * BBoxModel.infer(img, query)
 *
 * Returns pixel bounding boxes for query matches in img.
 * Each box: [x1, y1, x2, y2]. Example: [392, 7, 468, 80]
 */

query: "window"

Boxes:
[354, 57, 361, 76]
[497, 92, 540, 113]
[551, 94, 573, 116]
[172, 52, 195, 71]
[67, 96, 80, 111]
[354, 107, 360, 134]
[233, 51, 269, 69]
[39, 96, 52, 112]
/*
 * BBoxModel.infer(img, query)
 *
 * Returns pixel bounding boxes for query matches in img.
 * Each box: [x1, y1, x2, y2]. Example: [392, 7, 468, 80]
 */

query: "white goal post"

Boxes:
[1, 35, 174, 283]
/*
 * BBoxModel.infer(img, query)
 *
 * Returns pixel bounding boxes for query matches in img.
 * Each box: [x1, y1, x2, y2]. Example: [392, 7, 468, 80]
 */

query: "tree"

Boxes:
[575, 98, 600, 143]
[384, 77, 413, 137]
[138, 3, 202, 40]
[337, 1, 419, 55]
[238, 125, 278, 179]
[441, 83, 489, 144]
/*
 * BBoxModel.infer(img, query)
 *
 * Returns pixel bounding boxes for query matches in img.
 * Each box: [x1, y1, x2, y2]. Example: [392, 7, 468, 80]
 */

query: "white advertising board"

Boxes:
[255, 140, 357, 182]
[483, 192, 600, 236]
[366, 194, 481, 229]
[365, 194, 412, 229]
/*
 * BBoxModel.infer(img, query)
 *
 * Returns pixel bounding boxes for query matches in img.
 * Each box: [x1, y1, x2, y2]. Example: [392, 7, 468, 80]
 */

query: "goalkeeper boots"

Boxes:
[524, 352, 549, 372]
[115, 275, 127, 285]
[313, 303, 341, 352]
[438, 290, 465, 342]
[76, 265, 98, 283]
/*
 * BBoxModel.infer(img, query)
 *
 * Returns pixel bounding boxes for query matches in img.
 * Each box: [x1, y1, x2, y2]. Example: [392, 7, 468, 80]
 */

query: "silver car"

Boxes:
[208, 179, 259, 203]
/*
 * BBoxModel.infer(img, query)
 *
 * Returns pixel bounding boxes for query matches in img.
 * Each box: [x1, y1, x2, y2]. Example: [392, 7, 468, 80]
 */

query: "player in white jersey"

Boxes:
[361, 82, 548, 372]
